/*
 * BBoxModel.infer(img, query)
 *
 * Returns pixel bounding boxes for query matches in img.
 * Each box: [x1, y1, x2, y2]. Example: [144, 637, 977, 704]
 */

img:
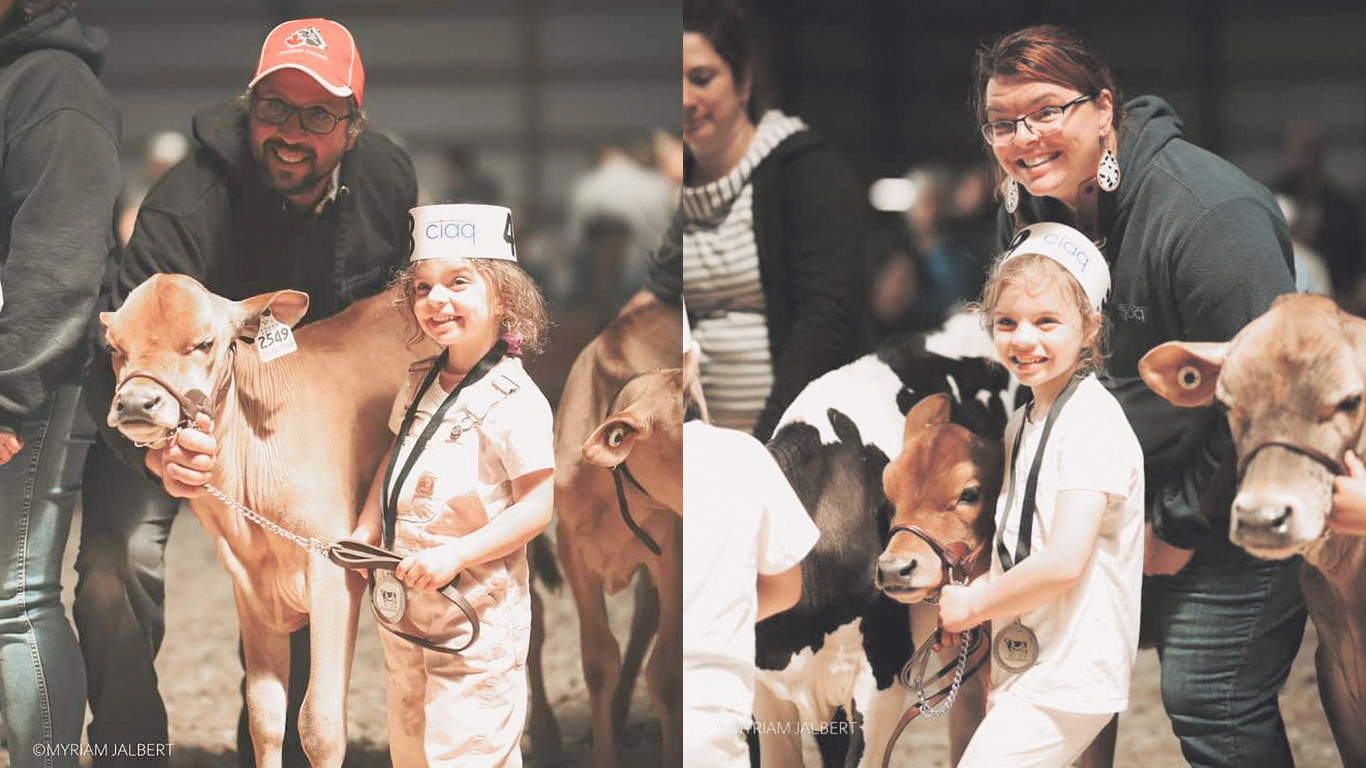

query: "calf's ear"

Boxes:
[1139, 341, 1226, 407]
[903, 393, 952, 444]
[235, 290, 311, 337]
[583, 412, 648, 468]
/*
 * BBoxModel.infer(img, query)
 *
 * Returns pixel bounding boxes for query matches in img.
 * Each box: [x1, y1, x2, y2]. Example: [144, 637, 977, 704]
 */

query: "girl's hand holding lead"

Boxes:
[938, 583, 977, 634]
[396, 541, 470, 592]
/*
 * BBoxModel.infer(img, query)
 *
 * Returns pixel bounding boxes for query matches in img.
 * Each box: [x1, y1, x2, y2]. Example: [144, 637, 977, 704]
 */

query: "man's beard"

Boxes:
[254, 139, 330, 199]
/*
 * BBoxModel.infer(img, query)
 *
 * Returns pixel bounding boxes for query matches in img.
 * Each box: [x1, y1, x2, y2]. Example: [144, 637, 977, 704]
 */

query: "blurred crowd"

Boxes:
[865, 119, 1366, 343]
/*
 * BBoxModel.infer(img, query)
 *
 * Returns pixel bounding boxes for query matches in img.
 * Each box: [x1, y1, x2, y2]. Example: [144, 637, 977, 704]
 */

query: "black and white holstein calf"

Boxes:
[754, 315, 1017, 767]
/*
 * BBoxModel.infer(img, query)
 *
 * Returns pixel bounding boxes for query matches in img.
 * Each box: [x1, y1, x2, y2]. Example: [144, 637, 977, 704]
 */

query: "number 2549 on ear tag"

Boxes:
[256, 308, 297, 363]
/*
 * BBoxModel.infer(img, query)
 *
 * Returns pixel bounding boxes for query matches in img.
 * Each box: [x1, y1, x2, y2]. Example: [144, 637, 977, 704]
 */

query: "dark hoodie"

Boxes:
[1000, 96, 1295, 551]
[87, 95, 417, 470]
[0, 3, 120, 433]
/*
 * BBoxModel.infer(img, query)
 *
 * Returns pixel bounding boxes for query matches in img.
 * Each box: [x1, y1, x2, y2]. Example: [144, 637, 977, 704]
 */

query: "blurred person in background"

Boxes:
[441, 140, 502, 205]
[654, 128, 685, 203]
[682, 0, 868, 442]
[565, 142, 675, 314]
[1273, 120, 1365, 313]
[0, 0, 121, 765]
[117, 130, 189, 245]
[870, 164, 980, 335]
[1275, 194, 1333, 296]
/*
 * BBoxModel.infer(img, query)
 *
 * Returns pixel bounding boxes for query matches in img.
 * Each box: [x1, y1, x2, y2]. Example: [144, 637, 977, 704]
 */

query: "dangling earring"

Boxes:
[1097, 147, 1121, 192]
[1004, 177, 1019, 214]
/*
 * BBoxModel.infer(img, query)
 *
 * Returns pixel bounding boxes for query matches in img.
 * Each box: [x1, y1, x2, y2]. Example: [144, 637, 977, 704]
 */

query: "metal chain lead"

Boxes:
[134, 421, 331, 558]
[914, 627, 972, 718]
[202, 483, 332, 557]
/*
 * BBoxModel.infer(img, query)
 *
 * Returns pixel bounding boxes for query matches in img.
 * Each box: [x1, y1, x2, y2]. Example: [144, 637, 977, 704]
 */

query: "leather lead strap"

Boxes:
[996, 374, 1084, 572]
[329, 539, 481, 654]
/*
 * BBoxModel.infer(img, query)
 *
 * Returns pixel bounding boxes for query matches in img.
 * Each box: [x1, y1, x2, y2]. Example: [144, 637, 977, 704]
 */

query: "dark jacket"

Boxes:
[88, 98, 417, 470]
[1000, 96, 1295, 550]
[750, 129, 868, 442]
[0, 5, 120, 433]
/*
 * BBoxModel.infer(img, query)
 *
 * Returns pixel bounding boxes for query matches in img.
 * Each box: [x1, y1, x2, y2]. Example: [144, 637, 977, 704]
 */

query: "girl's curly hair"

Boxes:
[970, 252, 1108, 377]
[392, 259, 550, 357]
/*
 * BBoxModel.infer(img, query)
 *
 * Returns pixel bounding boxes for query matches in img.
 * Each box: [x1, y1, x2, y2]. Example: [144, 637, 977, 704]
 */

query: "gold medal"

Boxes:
[993, 619, 1039, 673]
[372, 571, 408, 624]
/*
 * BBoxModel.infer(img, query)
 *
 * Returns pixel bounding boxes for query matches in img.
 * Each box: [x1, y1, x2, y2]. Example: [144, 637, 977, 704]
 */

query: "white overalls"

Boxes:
[379, 355, 555, 768]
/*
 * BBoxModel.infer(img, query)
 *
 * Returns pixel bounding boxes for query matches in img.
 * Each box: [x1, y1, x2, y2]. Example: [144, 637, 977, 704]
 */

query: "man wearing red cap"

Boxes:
[74, 18, 416, 768]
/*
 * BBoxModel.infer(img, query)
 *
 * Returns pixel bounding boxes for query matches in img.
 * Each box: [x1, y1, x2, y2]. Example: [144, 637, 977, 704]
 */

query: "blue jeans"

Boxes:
[1141, 537, 1307, 768]
[0, 385, 89, 768]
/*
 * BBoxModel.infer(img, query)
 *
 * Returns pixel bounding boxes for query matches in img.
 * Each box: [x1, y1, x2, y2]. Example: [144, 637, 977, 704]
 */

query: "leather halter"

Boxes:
[613, 461, 663, 556]
[1238, 439, 1346, 481]
[603, 371, 666, 557]
[886, 523, 987, 601]
[113, 341, 239, 447]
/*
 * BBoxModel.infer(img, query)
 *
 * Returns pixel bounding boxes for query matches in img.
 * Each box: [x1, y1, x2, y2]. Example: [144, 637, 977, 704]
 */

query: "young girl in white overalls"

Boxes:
[352, 203, 554, 768]
[937, 222, 1145, 767]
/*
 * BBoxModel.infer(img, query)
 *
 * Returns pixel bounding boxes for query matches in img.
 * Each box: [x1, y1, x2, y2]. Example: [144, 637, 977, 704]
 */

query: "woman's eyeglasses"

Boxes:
[981, 94, 1095, 145]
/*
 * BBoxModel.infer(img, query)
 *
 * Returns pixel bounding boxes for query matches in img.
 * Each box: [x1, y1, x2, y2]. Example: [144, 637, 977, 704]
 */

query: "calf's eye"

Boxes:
[1338, 394, 1362, 414]
[958, 485, 981, 505]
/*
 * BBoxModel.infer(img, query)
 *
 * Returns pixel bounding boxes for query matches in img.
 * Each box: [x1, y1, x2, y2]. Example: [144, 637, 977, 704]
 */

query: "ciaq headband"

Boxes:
[1003, 222, 1109, 312]
[409, 203, 517, 263]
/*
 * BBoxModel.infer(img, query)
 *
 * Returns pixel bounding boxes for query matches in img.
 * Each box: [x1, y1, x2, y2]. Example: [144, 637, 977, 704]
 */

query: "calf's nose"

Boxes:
[1231, 490, 1298, 536]
[115, 389, 163, 421]
[875, 554, 916, 590]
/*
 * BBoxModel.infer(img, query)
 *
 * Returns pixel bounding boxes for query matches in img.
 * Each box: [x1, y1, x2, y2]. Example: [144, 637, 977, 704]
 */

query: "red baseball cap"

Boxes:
[249, 18, 365, 108]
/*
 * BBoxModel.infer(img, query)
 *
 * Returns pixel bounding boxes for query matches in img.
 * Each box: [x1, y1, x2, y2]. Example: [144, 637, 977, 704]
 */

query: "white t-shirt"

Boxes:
[989, 374, 1145, 714]
[682, 420, 819, 719]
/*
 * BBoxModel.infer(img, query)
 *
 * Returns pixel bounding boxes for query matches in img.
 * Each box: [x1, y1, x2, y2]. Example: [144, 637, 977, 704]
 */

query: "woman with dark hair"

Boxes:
[971, 24, 1300, 768]
[681, 0, 867, 442]
[0, 0, 121, 765]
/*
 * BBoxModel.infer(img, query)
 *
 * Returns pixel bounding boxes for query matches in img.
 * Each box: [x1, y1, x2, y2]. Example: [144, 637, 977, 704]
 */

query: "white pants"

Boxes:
[683, 706, 749, 767]
[957, 689, 1113, 768]
[381, 627, 528, 768]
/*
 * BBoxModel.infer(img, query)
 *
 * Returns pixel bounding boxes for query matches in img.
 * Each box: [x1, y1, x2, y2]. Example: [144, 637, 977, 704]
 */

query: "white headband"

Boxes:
[1003, 222, 1110, 312]
[409, 203, 517, 263]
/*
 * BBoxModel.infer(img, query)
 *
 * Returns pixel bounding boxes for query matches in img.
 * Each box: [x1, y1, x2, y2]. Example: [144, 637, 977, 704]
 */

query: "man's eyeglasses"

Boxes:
[980, 94, 1095, 145]
[251, 97, 353, 136]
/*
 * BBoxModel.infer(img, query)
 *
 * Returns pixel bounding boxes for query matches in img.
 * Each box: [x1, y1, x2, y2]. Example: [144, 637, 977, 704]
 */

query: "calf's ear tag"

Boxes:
[1177, 365, 1201, 391]
[256, 307, 298, 363]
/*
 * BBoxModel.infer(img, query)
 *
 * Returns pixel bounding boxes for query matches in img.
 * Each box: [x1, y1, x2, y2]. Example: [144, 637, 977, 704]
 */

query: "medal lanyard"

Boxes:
[995, 374, 1084, 572]
[381, 340, 507, 549]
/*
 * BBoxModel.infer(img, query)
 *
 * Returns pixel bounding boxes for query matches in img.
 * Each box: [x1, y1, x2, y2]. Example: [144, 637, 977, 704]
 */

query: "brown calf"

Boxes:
[102, 274, 429, 768]
[875, 393, 998, 765]
[1140, 292, 1366, 765]
[553, 292, 683, 768]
